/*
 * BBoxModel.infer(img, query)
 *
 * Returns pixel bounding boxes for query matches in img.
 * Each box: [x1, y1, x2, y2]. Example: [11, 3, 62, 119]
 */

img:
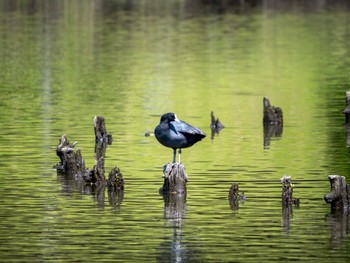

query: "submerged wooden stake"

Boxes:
[324, 175, 350, 211]
[160, 163, 187, 194]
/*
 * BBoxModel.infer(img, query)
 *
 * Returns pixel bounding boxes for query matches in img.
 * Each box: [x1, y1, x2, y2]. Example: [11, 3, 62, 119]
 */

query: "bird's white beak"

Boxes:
[174, 114, 180, 122]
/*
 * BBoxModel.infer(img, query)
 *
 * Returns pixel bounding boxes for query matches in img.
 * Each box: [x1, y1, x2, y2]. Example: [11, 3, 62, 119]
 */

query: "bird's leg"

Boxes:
[178, 149, 182, 163]
[172, 149, 176, 164]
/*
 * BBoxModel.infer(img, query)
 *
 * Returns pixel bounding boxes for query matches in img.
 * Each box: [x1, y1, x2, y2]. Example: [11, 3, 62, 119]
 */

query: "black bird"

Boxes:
[154, 112, 206, 163]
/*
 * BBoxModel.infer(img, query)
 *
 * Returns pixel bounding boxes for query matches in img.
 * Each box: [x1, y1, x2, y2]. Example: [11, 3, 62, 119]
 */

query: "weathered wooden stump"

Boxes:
[107, 166, 124, 191]
[94, 116, 112, 144]
[160, 163, 187, 194]
[343, 91, 350, 124]
[55, 134, 86, 176]
[228, 182, 246, 211]
[83, 156, 105, 184]
[263, 97, 283, 148]
[324, 175, 350, 211]
[263, 97, 283, 125]
[210, 111, 225, 140]
[54, 116, 124, 200]
[280, 175, 298, 232]
[281, 175, 293, 207]
[94, 116, 112, 168]
[228, 182, 240, 210]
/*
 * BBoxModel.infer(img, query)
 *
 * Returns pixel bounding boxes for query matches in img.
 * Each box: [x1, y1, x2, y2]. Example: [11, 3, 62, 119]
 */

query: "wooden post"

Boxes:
[324, 175, 350, 211]
[160, 163, 187, 194]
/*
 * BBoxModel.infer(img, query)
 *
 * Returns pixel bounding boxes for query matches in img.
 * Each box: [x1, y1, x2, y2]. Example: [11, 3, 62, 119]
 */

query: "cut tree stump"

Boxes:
[160, 163, 187, 194]
[324, 175, 350, 211]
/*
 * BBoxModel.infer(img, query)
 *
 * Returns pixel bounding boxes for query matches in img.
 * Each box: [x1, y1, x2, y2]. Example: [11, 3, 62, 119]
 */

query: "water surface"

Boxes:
[0, 1, 350, 262]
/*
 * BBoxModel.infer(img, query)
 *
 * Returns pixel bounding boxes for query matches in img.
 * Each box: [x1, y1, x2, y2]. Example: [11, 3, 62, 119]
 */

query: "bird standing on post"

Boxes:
[154, 112, 206, 163]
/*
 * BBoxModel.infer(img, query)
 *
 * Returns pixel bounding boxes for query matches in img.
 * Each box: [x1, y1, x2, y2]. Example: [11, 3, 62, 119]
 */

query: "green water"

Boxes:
[0, 1, 350, 262]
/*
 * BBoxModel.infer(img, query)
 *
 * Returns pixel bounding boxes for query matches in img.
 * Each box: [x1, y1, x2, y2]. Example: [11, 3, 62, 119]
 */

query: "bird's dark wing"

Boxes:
[170, 120, 206, 137]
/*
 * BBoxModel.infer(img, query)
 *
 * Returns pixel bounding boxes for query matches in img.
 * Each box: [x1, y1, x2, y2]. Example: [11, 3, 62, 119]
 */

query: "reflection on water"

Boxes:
[263, 123, 283, 149]
[1, 0, 350, 262]
[325, 210, 350, 246]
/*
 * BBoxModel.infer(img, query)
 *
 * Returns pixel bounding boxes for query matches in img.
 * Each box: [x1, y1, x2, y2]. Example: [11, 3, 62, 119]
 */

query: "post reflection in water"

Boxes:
[263, 123, 283, 149]
[158, 193, 201, 263]
[325, 210, 350, 246]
